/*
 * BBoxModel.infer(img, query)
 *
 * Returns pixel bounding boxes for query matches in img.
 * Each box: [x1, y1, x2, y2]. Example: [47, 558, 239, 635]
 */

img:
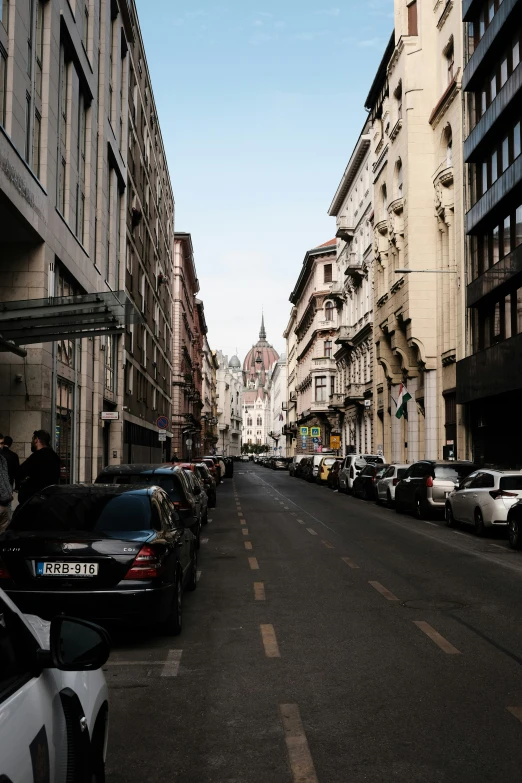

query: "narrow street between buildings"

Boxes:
[106, 464, 522, 783]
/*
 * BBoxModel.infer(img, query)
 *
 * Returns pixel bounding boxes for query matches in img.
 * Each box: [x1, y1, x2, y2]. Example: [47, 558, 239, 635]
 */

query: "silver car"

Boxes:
[446, 470, 522, 535]
[375, 464, 409, 506]
[339, 454, 385, 494]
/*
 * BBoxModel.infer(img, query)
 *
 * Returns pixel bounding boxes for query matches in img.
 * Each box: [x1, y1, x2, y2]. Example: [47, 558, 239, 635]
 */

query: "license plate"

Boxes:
[36, 561, 99, 577]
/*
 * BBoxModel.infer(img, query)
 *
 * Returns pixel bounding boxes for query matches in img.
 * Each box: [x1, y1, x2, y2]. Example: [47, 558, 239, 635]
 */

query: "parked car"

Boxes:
[353, 463, 390, 500]
[300, 457, 315, 482]
[395, 460, 478, 519]
[178, 463, 209, 526]
[272, 457, 290, 470]
[327, 460, 341, 490]
[446, 469, 522, 535]
[375, 464, 409, 506]
[202, 457, 220, 484]
[1, 484, 197, 633]
[204, 456, 225, 483]
[289, 455, 307, 477]
[507, 500, 522, 549]
[193, 462, 217, 508]
[241, 455, 250, 462]
[0, 587, 110, 783]
[96, 463, 203, 547]
[338, 454, 385, 494]
[317, 456, 338, 484]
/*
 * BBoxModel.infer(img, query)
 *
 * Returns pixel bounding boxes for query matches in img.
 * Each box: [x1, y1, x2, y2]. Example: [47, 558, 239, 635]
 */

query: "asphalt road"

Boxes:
[105, 464, 522, 783]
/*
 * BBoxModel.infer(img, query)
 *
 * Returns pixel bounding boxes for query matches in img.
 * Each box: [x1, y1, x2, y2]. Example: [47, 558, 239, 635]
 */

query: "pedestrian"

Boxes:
[0, 435, 20, 489]
[0, 452, 13, 533]
[171, 454, 180, 464]
[17, 430, 61, 507]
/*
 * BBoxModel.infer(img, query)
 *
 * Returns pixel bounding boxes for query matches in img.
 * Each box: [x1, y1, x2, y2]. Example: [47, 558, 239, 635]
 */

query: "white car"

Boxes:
[375, 464, 409, 506]
[0, 587, 110, 782]
[339, 454, 385, 494]
[445, 469, 522, 535]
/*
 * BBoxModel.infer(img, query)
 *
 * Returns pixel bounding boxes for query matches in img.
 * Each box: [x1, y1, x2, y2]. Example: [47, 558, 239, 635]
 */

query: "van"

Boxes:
[338, 454, 385, 494]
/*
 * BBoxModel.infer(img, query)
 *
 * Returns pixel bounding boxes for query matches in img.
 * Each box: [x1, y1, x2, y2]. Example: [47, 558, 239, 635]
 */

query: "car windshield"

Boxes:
[323, 458, 336, 466]
[364, 455, 384, 464]
[500, 476, 522, 490]
[110, 474, 184, 502]
[397, 468, 408, 479]
[10, 492, 153, 532]
[434, 465, 476, 480]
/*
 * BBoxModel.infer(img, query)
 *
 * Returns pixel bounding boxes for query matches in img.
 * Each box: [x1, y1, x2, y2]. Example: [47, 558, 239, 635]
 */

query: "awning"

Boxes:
[0, 291, 142, 356]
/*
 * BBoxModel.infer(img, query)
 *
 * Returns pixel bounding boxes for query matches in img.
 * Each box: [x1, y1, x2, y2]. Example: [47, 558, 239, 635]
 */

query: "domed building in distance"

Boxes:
[242, 316, 280, 450]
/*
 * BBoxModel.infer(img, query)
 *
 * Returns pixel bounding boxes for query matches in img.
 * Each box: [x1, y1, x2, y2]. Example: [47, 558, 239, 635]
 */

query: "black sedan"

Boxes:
[507, 500, 522, 549]
[0, 484, 197, 634]
[353, 463, 390, 500]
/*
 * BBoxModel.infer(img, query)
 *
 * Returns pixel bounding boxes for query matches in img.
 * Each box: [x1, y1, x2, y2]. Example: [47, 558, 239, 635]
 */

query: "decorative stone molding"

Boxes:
[437, 0, 454, 30]
[389, 118, 403, 142]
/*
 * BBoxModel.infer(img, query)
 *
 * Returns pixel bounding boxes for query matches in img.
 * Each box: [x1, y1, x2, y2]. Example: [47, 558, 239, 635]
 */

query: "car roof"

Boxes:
[476, 469, 522, 474]
[37, 484, 156, 498]
[97, 464, 182, 475]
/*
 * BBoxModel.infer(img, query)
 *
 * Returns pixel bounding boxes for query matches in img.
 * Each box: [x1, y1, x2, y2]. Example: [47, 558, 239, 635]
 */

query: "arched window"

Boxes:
[441, 124, 453, 168]
[247, 417, 252, 426]
[257, 416, 262, 426]
[325, 301, 334, 321]
[381, 184, 388, 214]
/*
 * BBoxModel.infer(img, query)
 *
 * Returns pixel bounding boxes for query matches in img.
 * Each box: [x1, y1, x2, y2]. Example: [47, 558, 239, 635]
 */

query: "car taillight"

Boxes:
[490, 490, 519, 499]
[124, 545, 162, 580]
[0, 557, 10, 579]
[173, 501, 191, 511]
[426, 476, 433, 488]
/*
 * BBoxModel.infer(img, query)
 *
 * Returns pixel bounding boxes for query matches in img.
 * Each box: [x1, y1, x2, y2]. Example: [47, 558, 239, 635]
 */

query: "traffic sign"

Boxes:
[330, 435, 341, 450]
[311, 427, 321, 438]
[300, 427, 309, 437]
[158, 431, 167, 442]
[186, 438, 193, 447]
[156, 416, 169, 430]
[312, 437, 319, 444]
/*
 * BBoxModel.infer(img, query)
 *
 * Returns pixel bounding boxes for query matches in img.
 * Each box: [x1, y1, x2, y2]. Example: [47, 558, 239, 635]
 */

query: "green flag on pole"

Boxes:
[395, 383, 412, 419]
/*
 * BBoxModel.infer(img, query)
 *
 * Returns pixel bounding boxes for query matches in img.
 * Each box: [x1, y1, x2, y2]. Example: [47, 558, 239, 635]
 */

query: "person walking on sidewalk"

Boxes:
[17, 430, 61, 507]
[0, 453, 13, 533]
[0, 435, 20, 489]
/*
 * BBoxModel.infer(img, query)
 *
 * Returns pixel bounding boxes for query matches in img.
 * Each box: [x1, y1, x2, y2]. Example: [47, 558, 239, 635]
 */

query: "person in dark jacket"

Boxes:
[17, 430, 61, 506]
[0, 435, 20, 488]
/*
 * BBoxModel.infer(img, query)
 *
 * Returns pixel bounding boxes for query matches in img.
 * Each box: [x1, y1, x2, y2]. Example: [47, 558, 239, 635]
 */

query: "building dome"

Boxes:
[243, 315, 279, 386]
[229, 355, 241, 369]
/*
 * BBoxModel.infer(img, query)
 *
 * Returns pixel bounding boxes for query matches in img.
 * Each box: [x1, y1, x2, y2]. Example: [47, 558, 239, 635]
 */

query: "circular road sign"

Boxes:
[156, 416, 169, 430]
[186, 438, 193, 447]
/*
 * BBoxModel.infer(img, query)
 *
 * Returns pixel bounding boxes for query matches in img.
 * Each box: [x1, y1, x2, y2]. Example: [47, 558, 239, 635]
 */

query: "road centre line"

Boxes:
[201, 538, 209, 544]
[279, 704, 319, 783]
[161, 650, 183, 677]
[196, 570, 202, 581]
[254, 582, 266, 601]
[245, 541, 253, 551]
[298, 520, 305, 525]
[255, 476, 337, 535]
[507, 707, 522, 723]
[307, 528, 318, 536]
[342, 557, 359, 569]
[249, 557, 260, 570]
[322, 540, 334, 549]
[105, 660, 168, 666]
[242, 528, 249, 535]
[260, 624, 281, 658]
[241, 519, 246, 525]
[369, 581, 400, 602]
[414, 621, 461, 654]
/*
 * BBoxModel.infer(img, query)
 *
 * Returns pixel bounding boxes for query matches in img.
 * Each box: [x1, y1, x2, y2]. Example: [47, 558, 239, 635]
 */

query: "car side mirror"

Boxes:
[41, 616, 110, 672]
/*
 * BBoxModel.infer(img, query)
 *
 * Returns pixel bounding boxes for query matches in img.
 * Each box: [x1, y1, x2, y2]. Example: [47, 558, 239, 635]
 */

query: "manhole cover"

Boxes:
[401, 599, 467, 611]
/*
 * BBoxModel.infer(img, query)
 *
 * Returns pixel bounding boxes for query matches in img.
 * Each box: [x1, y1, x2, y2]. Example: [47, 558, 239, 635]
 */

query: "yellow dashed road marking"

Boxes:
[342, 557, 359, 569]
[279, 704, 319, 783]
[321, 540, 334, 549]
[248, 557, 259, 570]
[260, 624, 280, 658]
[245, 541, 253, 551]
[254, 582, 266, 601]
[413, 621, 461, 654]
[369, 581, 400, 602]
[306, 528, 318, 536]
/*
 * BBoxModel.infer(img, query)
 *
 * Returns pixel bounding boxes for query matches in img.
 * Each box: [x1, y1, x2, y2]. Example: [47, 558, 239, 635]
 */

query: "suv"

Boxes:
[446, 469, 522, 535]
[289, 455, 307, 477]
[338, 454, 385, 494]
[353, 463, 390, 500]
[395, 460, 478, 519]
[96, 464, 203, 547]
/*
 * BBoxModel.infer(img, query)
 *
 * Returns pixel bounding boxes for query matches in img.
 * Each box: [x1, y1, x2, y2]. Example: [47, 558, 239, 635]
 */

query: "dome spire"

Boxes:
[259, 312, 266, 340]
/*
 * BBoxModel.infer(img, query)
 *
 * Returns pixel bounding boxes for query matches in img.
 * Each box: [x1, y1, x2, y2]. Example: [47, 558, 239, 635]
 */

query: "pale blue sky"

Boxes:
[135, 0, 393, 361]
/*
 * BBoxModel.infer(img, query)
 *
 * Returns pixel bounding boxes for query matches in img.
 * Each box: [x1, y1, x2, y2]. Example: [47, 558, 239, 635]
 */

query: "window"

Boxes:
[58, 45, 68, 212]
[257, 417, 262, 426]
[504, 215, 511, 257]
[24, 93, 31, 162]
[325, 340, 332, 358]
[325, 301, 334, 321]
[104, 336, 116, 393]
[247, 417, 252, 427]
[35, 0, 43, 99]
[396, 160, 403, 196]
[407, 1, 418, 36]
[315, 376, 327, 402]
[83, 3, 89, 52]
[0, 0, 8, 30]
[32, 110, 41, 178]
[27, 0, 33, 77]
[445, 39, 455, 84]
[324, 264, 332, 284]
[330, 376, 335, 397]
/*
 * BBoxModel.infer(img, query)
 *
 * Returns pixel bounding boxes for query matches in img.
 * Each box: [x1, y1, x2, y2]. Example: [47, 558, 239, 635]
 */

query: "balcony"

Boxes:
[466, 154, 522, 233]
[467, 243, 522, 307]
[345, 383, 365, 403]
[311, 400, 331, 413]
[463, 0, 518, 89]
[456, 332, 522, 404]
[329, 393, 345, 408]
[336, 217, 354, 242]
[345, 253, 364, 280]
[335, 326, 353, 347]
[312, 357, 337, 372]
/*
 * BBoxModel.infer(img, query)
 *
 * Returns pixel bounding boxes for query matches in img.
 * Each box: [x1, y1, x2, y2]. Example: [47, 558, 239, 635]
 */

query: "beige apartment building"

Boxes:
[283, 307, 298, 455]
[366, 0, 465, 463]
[0, 0, 175, 479]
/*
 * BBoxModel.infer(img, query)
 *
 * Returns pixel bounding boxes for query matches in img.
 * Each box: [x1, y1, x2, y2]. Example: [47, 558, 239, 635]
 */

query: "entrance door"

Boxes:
[103, 423, 110, 469]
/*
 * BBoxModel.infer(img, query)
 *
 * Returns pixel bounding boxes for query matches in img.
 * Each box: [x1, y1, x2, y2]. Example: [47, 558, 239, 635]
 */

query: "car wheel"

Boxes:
[164, 573, 183, 635]
[414, 495, 428, 520]
[375, 492, 382, 505]
[445, 503, 457, 528]
[187, 548, 198, 592]
[508, 518, 522, 550]
[474, 509, 486, 537]
[387, 490, 393, 508]
[90, 708, 108, 783]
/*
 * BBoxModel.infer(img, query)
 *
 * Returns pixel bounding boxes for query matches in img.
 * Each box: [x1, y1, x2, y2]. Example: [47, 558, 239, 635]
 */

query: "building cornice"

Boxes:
[328, 129, 371, 217]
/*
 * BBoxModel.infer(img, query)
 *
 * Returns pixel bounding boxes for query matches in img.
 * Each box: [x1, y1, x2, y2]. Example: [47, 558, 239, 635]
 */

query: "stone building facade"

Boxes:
[267, 356, 288, 456]
[328, 119, 375, 456]
[241, 318, 279, 451]
[216, 351, 242, 456]
[283, 309, 298, 456]
[366, 0, 465, 464]
[289, 240, 340, 454]
[0, 0, 174, 478]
